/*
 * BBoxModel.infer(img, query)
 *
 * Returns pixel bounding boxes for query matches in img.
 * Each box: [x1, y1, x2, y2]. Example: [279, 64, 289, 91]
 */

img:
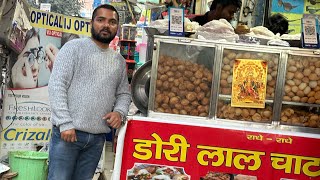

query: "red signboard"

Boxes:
[46, 29, 62, 37]
[119, 119, 320, 180]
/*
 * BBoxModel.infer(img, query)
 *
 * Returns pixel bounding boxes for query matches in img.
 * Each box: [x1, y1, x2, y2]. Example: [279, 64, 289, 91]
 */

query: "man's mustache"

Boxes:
[100, 28, 111, 33]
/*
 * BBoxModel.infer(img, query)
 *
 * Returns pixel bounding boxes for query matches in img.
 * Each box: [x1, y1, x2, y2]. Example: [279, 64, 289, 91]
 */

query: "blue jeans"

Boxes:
[48, 126, 105, 180]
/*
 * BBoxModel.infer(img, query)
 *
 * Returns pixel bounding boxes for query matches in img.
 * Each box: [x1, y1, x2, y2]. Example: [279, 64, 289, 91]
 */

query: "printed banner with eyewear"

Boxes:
[0, 8, 90, 159]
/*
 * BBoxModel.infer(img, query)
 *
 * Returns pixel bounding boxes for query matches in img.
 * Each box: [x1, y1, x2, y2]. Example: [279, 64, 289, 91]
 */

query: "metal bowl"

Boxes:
[131, 61, 152, 115]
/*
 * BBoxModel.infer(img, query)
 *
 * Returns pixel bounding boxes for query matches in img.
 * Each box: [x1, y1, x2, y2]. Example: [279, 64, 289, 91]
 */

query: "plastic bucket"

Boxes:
[9, 151, 49, 180]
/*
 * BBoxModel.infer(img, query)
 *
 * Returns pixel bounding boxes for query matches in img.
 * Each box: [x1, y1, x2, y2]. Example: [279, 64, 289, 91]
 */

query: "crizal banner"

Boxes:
[117, 119, 320, 180]
[0, 87, 52, 159]
[0, 7, 90, 160]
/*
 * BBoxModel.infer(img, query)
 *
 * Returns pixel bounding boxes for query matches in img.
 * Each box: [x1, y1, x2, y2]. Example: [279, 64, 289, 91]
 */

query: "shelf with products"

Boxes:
[119, 40, 136, 60]
[120, 24, 137, 41]
[119, 24, 138, 61]
[119, 39, 137, 83]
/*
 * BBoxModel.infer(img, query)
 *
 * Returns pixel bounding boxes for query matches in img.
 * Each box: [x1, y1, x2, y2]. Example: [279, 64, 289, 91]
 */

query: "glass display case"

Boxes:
[216, 48, 281, 124]
[280, 51, 320, 129]
[147, 36, 320, 133]
[148, 39, 216, 118]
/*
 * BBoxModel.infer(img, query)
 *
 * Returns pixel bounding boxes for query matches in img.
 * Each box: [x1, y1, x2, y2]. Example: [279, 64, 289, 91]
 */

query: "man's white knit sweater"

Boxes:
[48, 37, 131, 134]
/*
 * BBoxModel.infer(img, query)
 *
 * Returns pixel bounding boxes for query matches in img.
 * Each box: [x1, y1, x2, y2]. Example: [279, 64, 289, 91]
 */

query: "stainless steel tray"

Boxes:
[131, 61, 152, 115]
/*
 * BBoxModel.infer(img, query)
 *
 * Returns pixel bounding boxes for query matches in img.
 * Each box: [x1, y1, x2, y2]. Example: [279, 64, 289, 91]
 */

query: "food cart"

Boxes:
[113, 36, 320, 180]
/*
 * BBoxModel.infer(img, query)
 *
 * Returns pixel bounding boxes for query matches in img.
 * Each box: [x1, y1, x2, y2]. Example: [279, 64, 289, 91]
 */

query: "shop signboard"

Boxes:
[40, 3, 51, 12]
[114, 118, 320, 180]
[0, 8, 90, 160]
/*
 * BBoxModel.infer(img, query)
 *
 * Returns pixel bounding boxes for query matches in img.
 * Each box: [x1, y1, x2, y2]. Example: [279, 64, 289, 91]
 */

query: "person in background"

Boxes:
[193, 0, 242, 25]
[265, 13, 289, 35]
[47, 4, 131, 180]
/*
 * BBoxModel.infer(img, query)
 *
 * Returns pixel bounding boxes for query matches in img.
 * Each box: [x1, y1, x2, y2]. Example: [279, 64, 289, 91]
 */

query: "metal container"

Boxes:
[142, 36, 320, 134]
[148, 37, 217, 121]
[144, 27, 169, 62]
[131, 61, 152, 115]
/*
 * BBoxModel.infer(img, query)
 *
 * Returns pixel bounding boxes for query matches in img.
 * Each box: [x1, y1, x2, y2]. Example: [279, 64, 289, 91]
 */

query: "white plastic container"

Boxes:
[139, 43, 147, 63]
[142, 28, 148, 44]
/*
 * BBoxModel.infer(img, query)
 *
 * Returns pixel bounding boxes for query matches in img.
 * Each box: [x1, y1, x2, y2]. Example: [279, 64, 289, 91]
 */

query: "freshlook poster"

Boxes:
[114, 118, 320, 180]
[0, 7, 90, 160]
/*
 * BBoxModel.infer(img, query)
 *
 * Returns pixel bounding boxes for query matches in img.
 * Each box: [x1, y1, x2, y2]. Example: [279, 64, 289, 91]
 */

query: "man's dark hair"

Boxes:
[265, 13, 289, 35]
[91, 4, 119, 22]
[210, 0, 242, 11]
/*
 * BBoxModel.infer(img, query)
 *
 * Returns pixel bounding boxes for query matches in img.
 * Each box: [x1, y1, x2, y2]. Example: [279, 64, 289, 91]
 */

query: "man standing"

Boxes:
[193, 0, 242, 25]
[48, 4, 131, 180]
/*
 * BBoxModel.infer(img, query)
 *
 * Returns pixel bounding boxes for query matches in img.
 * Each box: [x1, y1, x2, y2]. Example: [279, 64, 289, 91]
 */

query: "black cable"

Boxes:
[0, 55, 6, 130]
[263, 0, 270, 26]
[249, 0, 256, 8]
[0, 84, 3, 130]
[0, 88, 18, 132]
[0, 55, 18, 132]
[2, 1, 16, 17]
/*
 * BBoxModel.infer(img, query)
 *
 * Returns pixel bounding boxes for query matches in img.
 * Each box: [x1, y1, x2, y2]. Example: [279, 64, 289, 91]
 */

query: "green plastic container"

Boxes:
[9, 151, 49, 180]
